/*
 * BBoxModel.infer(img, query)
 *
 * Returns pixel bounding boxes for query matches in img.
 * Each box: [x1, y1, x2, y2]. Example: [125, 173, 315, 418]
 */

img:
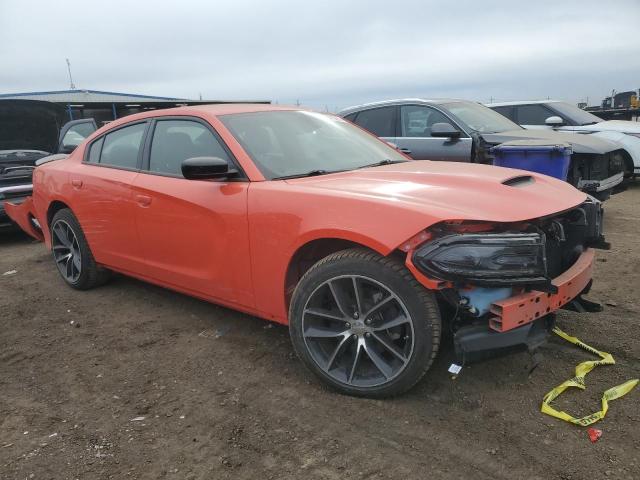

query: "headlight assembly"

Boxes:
[413, 232, 548, 286]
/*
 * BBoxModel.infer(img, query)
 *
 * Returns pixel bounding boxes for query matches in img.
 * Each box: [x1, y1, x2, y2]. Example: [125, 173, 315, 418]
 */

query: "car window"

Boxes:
[100, 123, 146, 169]
[343, 113, 358, 122]
[220, 111, 407, 180]
[87, 137, 103, 163]
[491, 106, 515, 121]
[516, 104, 554, 125]
[62, 122, 96, 148]
[400, 105, 453, 137]
[148, 120, 231, 176]
[352, 107, 395, 137]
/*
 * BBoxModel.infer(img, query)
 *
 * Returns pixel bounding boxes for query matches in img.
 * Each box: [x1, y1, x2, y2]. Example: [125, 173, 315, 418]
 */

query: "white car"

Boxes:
[486, 100, 640, 178]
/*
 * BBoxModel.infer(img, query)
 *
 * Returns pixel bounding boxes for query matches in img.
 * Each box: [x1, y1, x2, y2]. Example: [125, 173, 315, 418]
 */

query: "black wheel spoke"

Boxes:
[363, 295, 394, 319]
[304, 308, 346, 322]
[304, 325, 348, 338]
[325, 334, 352, 371]
[302, 274, 414, 388]
[348, 340, 363, 383]
[363, 340, 393, 379]
[373, 314, 411, 331]
[328, 280, 352, 318]
[371, 332, 408, 362]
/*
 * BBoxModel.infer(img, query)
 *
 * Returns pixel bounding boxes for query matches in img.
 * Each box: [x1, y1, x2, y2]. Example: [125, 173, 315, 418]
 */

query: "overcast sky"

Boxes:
[1, 0, 639, 111]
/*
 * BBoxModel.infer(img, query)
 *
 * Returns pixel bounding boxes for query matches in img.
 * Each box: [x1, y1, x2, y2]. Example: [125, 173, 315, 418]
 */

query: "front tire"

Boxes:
[50, 208, 110, 290]
[289, 248, 441, 397]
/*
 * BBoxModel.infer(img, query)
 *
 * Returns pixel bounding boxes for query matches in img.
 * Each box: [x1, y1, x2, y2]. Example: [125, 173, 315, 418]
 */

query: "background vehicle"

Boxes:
[0, 100, 96, 228]
[6, 105, 605, 397]
[339, 99, 626, 200]
[487, 100, 640, 178]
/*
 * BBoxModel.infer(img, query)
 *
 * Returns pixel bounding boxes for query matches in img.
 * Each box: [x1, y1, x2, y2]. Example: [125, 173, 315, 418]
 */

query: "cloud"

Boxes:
[1, 0, 638, 110]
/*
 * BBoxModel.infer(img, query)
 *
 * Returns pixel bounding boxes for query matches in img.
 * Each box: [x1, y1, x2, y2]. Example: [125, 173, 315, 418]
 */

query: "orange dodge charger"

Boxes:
[7, 104, 607, 397]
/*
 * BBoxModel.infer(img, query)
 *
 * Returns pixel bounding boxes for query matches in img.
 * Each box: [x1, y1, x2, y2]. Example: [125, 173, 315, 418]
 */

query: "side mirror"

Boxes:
[181, 156, 236, 180]
[545, 115, 564, 126]
[430, 122, 461, 138]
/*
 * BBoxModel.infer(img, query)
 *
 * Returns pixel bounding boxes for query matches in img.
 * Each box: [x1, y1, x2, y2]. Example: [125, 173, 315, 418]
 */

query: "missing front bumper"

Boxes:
[454, 316, 554, 364]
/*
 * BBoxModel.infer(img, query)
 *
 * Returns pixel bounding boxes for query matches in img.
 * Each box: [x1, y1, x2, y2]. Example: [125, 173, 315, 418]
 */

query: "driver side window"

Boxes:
[400, 106, 452, 137]
[148, 120, 231, 177]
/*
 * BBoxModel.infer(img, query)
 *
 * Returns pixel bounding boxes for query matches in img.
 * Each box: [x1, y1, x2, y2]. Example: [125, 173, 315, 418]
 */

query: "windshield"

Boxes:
[220, 110, 408, 179]
[441, 101, 522, 133]
[550, 102, 603, 125]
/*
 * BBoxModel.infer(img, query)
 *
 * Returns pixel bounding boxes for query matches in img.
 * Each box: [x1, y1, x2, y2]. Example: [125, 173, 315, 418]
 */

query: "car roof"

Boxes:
[91, 103, 307, 132]
[486, 100, 563, 107]
[338, 98, 470, 116]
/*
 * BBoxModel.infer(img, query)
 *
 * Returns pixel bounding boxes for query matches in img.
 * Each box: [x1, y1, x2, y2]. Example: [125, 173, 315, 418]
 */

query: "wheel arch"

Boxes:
[283, 235, 404, 313]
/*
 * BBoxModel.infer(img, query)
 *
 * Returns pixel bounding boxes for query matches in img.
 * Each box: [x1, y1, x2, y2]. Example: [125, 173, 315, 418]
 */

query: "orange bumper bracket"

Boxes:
[489, 249, 595, 332]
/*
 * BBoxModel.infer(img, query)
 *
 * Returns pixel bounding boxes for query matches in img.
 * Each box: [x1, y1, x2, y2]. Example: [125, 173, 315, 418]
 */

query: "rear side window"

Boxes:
[100, 123, 146, 169]
[353, 107, 395, 137]
[87, 137, 103, 163]
[148, 120, 231, 176]
[515, 104, 553, 125]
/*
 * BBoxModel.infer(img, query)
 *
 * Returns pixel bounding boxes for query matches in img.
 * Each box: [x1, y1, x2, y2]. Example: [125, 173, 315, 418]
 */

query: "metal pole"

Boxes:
[66, 58, 76, 90]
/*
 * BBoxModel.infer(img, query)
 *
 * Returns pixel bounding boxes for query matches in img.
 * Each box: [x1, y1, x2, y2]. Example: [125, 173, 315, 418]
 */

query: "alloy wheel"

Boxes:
[51, 220, 82, 283]
[302, 274, 415, 388]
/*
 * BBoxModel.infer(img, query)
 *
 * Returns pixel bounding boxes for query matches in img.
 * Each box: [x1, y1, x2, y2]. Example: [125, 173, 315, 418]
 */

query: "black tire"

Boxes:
[50, 208, 110, 290]
[289, 248, 441, 397]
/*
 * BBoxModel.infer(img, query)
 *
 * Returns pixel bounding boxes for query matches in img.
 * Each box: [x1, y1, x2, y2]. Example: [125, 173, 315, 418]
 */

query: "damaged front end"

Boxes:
[406, 197, 607, 364]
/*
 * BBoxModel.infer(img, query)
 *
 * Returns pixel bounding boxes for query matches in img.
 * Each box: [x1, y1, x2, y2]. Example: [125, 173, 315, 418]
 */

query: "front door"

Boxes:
[131, 118, 253, 307]
[395, 105, 472, 161]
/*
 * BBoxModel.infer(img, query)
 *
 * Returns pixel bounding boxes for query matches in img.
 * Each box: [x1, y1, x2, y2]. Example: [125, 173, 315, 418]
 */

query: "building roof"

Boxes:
[0, 89, 269, 105]
[0, 89, 188, 103]
[486, 100, 562, 107]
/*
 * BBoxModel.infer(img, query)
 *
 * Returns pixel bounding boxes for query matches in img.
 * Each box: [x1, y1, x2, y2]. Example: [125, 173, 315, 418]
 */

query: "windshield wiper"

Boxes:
[358, 159, 406, 169]
[272, 169, 332, 180]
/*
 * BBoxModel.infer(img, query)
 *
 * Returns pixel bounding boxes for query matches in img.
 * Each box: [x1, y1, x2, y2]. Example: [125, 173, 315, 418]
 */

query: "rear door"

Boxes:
[394, 105, 472, 161]
[70, 121, 148, 272]
[131, 117, 253, 307]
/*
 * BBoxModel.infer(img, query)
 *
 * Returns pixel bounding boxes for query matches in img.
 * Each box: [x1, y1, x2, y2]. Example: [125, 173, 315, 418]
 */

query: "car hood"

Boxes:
[482, 129, 618, 154]
[0, 100, 66, 154]
[567, 120, 640, 134]
[286, 161, 586, 224]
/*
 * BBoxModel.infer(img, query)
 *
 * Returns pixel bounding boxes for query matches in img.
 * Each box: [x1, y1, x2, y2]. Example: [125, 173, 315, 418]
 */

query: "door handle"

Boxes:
[136, 194, 152, 207]
[71, 179, 83, 188]
[399, 148, 412, 154]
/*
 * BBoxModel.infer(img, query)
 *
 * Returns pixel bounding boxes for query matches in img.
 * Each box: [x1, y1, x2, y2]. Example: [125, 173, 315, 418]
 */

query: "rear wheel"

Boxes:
[289, 248, 441, 397]
[50, 208, 110, 290]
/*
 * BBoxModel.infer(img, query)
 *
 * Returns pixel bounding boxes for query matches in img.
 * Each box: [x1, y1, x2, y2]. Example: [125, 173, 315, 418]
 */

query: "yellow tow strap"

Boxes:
[541, 327, 639, 426]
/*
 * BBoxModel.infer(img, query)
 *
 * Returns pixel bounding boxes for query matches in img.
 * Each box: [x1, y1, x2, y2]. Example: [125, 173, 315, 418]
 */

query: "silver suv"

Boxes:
[338, 99, 625, 199]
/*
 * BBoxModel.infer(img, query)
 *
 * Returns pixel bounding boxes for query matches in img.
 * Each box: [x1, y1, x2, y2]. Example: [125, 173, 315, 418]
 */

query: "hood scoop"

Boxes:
[502, 175, 535, 187]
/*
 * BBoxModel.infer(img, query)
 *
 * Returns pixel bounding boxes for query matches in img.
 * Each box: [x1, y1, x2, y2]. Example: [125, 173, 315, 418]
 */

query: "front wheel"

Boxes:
[289, 248, 441, 397]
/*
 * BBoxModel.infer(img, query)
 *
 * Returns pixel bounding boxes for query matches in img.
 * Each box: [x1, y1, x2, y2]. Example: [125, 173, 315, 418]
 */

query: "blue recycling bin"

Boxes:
[491, 140, 572, 181]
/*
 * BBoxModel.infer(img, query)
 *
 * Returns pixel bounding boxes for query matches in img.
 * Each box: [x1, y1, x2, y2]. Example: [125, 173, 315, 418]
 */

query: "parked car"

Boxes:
[0, 100, 96, 228]
[339, 99, 625, 200]
[486, 100, 640, 178]
[6, 104, 607, 397]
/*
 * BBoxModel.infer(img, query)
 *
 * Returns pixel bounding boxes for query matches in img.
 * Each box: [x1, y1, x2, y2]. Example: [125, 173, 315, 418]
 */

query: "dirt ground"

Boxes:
[1, 185, 639, 480]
